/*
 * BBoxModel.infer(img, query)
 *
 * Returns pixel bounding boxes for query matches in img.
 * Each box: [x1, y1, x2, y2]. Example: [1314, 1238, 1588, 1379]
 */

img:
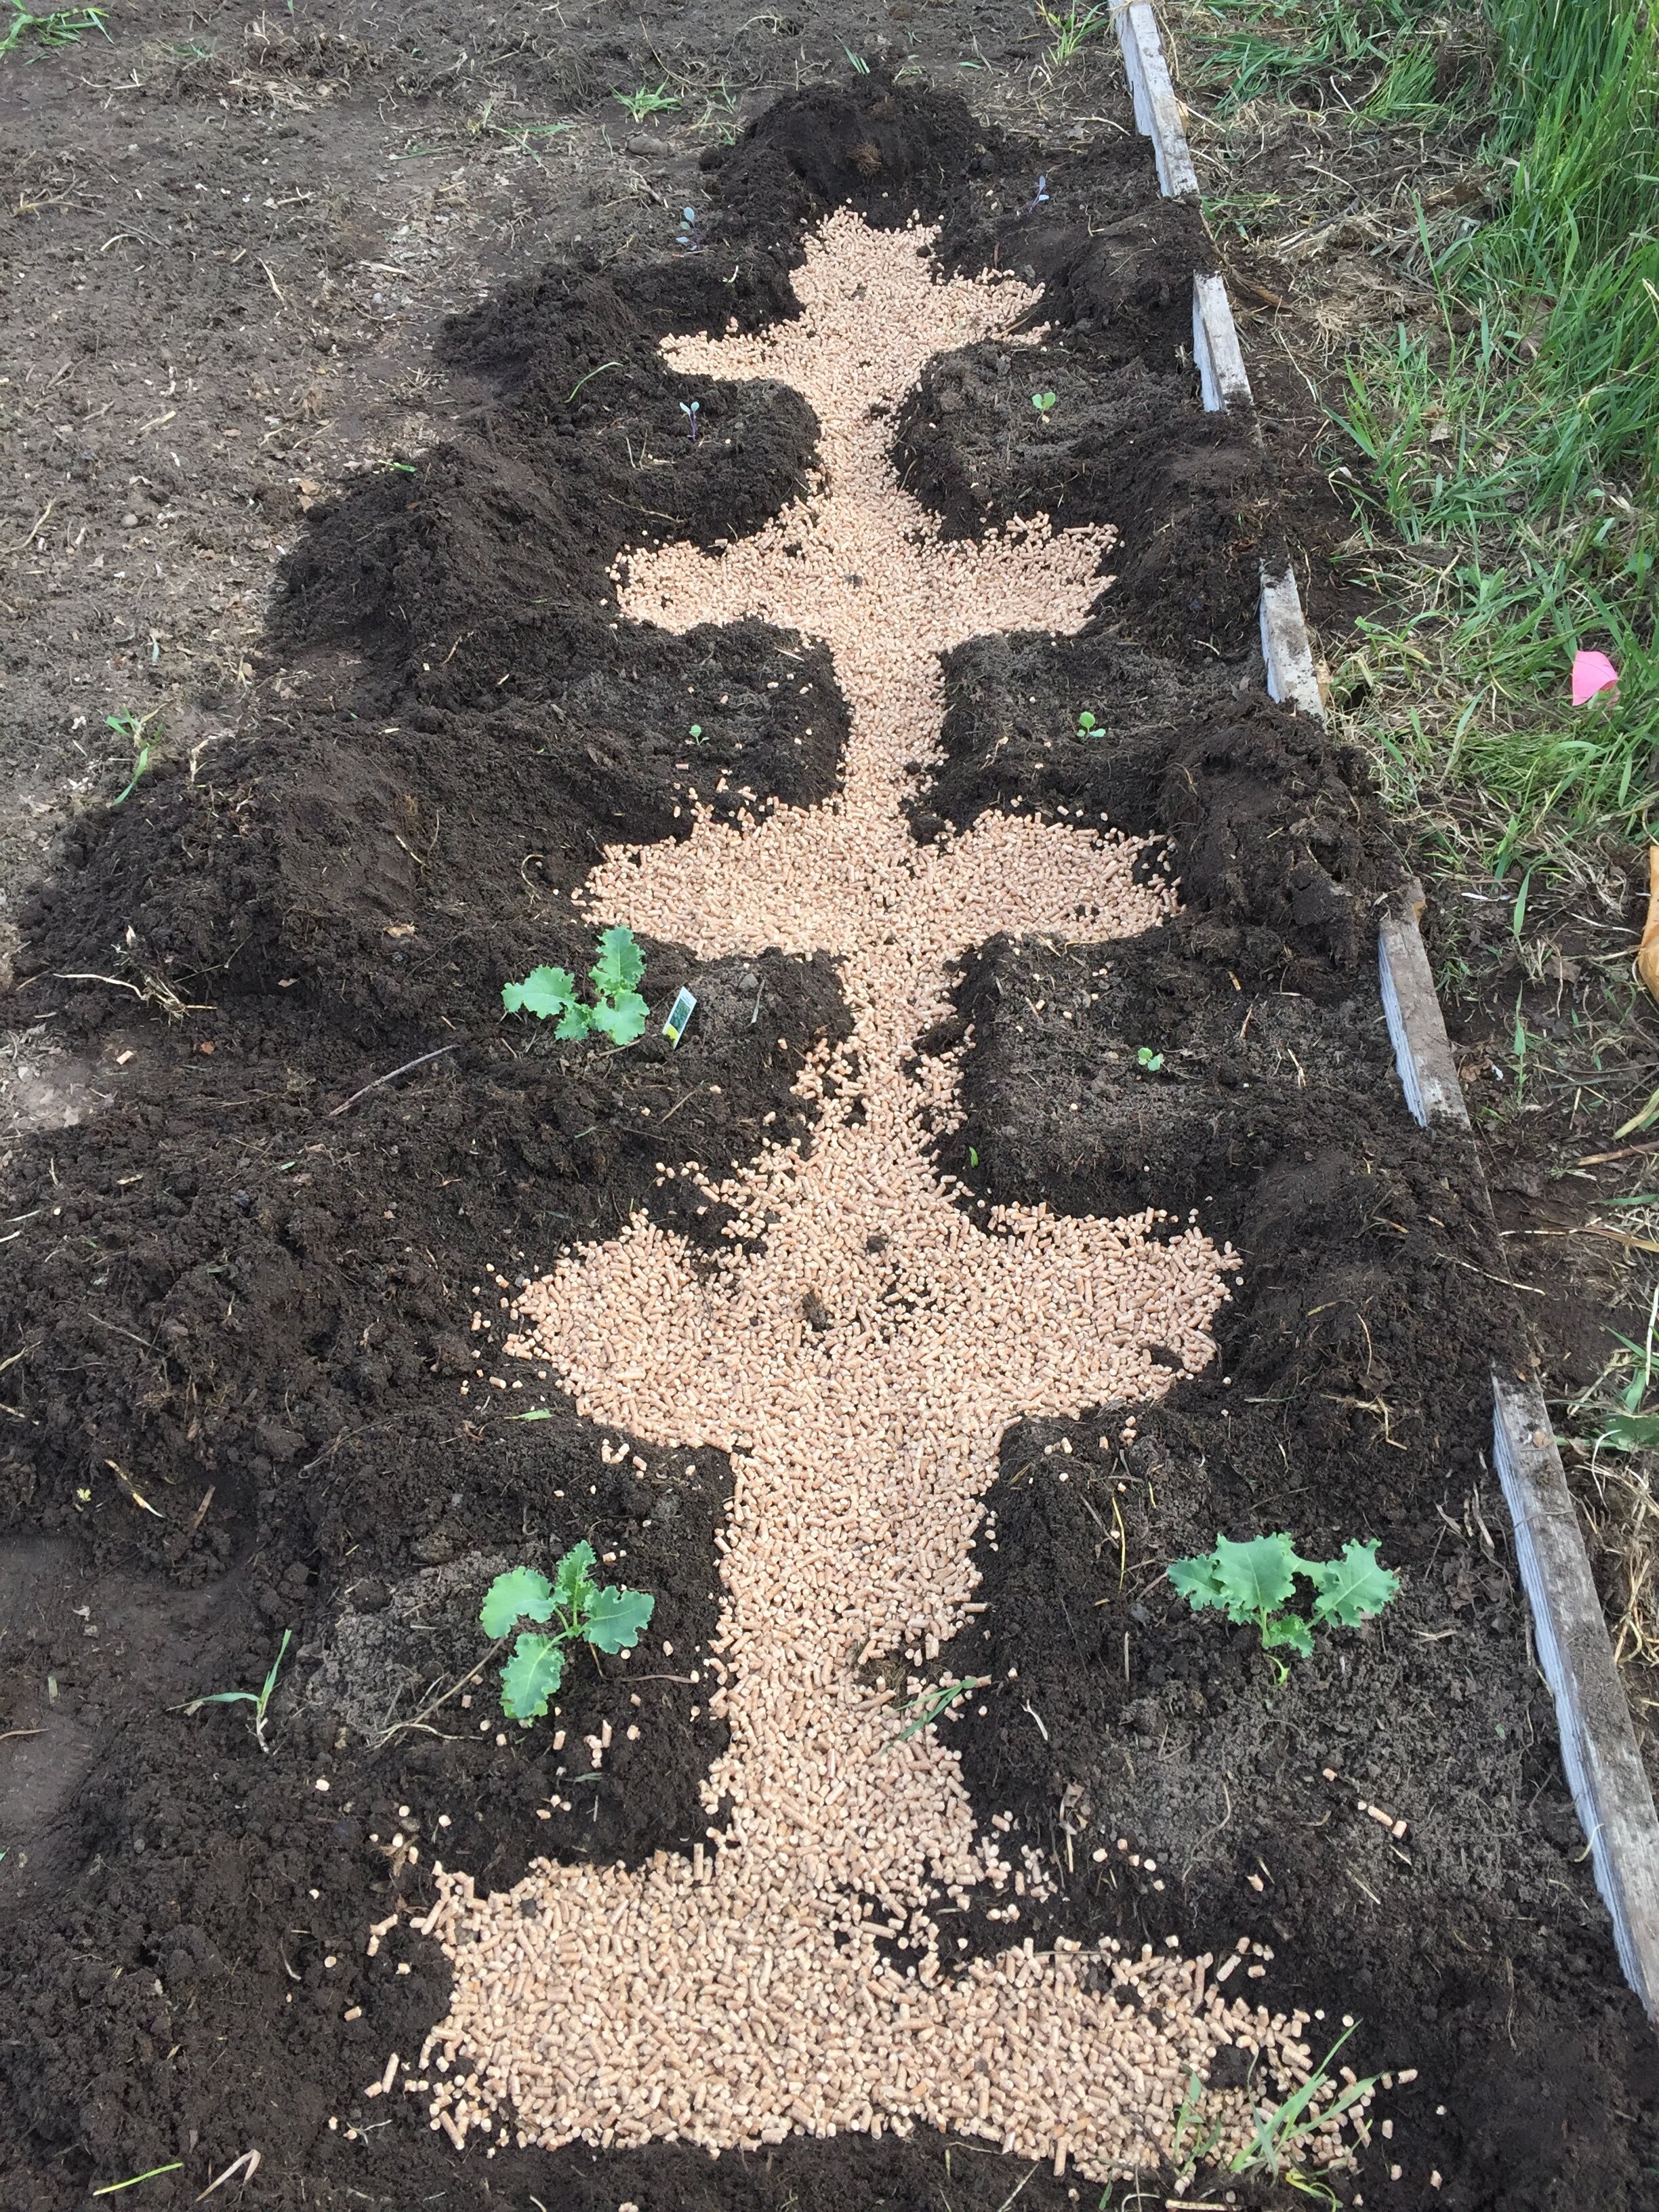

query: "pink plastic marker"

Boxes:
[1572, 648, 1620, 705]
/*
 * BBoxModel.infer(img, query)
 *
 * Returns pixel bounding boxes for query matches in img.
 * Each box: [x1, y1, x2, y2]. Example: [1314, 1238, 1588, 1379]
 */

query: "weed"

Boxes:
[888, 1673, 991, 1747]
[613, 82, 679, 121]
[1231, 2024, 1377, 2188]
[844, 43, 870, 73]
[1031, 390, 1057, 420]
[1076, 708, 1100, 739]
[480, 1546, 655, 1721]
[104, 709, 156, 808]
[680, 398, 701, 443]
[1169, 1532, 1399, 1671]
[0, 7, 109, 58]
[503, 924, 649, 1046]
[180, 1629, 292, 1753]
[1135, 1045, 1165, 1073]
[1156, 2024, 1376, 2199]
[1038, 2, 1111, 64]
[567, 360, 621, 405]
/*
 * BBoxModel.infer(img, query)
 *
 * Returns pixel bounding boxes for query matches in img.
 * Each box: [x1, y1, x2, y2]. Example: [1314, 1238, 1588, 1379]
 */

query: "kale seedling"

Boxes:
[1168, 1533, 1398, 1672]
[1024, 173, 1050, 215]
[1135, 1045, 1164, 1073]
[1075, 708, 1100, 740]
[480, 1544, 655, 1720]
[1031, 390, 1057, 420]
[680, 398, 700, 443]
[676, 204, 701, 251]
[503, 924, 649, 1045]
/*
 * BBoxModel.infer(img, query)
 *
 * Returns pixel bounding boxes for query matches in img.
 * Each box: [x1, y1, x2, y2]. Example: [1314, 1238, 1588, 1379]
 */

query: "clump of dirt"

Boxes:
[920, 627, 1392, 981]
[927, 937, 1659, 2204]
[895, 353, 1270, 659]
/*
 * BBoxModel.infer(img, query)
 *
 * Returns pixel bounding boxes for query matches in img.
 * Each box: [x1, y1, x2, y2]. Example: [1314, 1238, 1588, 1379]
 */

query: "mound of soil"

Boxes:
[0, 67, 1652, 2212]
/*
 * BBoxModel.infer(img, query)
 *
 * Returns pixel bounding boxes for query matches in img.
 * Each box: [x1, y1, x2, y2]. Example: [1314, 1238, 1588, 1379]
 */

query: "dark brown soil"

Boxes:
[0, 35, 1654, 2212]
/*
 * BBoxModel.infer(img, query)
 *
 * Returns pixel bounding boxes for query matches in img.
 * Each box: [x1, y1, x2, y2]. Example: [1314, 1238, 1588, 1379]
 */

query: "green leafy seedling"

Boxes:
[1076, 708, 1100, 739]
[480, 1542, 655, 1721]
[1031, 390, 1057, 419]
[504, 924, 649, 1046]
[105, 708, 157, 808]
[1136, 1045, 1164, 1073]
[1168, 1533, 1397, 1677]
[179, 1629, 292, 1753]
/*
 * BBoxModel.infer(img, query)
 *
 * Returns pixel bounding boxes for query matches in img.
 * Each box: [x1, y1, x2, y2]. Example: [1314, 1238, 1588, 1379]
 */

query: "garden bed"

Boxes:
[1, 47, 1656, 2212]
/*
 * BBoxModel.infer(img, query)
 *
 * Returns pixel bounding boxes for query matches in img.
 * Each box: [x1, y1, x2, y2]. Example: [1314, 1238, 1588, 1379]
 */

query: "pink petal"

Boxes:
[1572, 648, 1620, 705]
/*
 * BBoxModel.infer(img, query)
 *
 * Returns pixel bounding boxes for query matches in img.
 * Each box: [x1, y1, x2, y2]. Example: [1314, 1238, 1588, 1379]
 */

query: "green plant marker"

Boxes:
[662, 986, 697, 1047]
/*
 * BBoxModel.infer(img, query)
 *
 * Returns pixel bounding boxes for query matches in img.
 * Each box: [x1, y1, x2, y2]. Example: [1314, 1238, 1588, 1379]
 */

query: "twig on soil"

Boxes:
[373, 1638, 506, 1748]
[326, 1042, 462, 1118]
[991, 2165, 1040, 2212]
[2, 499, 53, 554]
[1444, 1252, 1547, 1296]
[194, 2150, 260, 2202]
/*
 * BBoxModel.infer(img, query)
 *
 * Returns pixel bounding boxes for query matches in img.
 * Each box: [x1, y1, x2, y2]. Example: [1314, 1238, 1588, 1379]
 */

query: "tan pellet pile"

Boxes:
[406, 213, 1369, 2186]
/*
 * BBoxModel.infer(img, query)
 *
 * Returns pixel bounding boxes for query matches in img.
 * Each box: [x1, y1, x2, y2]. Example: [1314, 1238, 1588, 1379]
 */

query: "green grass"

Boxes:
[1193, 0, 1659, 866]
[1188, 0, 1462, 116]
[0, 5, 109, 56]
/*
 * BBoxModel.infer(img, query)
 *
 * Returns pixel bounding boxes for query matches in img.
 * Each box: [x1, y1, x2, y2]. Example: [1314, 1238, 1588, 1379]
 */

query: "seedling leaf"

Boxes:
[553, 1538, 598, 1613]
[589, 989, 649, 1045]
[503, 964, 579, 1020]
[480, 1565, 554, 1639]
[1308, 1539, 1400, 1628]
[1168, 1549, 1227, 1611]
[501, 1632, 565, 1719]
[591, 924, 645, 996]
[1260, 1610, 1315, 1659]
[584, 1583, 655, 1654]
[1212, 1533, 1300, 1618]
[1601, 1410, 1659, 1450]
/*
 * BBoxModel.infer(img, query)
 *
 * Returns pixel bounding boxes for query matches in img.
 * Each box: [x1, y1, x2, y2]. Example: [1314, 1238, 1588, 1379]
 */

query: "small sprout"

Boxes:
[1075, 708, 1100, 740]
[676, 205, 700, 251]
[105, 708, 157, 807]
[1136, 1046, 1164, 1073]
[680, 398, 700, 443]
[689, 721, 705, 744]
[612, 81, 679, 122]
[844, 43, 869, 72]
[1024, 173, 1050, 214]
[179, 1629, 292, 1753]
[1168, 1533, 1399, 1679]
[480, 1544, 656, 1721]
[967, 1145, 979, 1168]
[886, 1674, 991, 1748]
[1031, 390, 1057, 419]
[503, 925, 649, 1046]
